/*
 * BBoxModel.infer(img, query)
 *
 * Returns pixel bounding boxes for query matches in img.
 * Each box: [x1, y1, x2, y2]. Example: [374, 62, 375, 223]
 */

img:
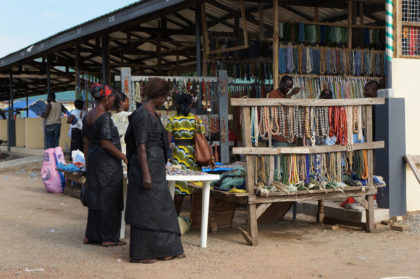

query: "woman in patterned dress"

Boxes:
[165, 93, 205, 214]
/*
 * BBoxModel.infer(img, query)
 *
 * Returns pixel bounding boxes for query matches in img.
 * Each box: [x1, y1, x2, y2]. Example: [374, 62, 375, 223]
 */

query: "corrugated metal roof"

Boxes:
[0, 0, 386, 101]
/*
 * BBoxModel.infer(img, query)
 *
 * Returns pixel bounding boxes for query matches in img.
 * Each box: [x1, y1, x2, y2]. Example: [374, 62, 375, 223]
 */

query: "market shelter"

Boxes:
[0, 0, 419, 235]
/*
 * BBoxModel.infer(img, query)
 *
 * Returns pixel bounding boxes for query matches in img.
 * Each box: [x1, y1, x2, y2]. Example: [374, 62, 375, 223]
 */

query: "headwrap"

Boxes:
[90, 83, 114, 99]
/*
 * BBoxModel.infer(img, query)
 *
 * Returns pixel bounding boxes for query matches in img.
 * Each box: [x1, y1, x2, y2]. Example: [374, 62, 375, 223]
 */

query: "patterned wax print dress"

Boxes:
[165, 113, 205, 195]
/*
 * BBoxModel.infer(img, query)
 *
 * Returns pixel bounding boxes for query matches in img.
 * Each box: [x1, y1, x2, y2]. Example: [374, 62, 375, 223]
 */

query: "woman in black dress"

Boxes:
[125, 78, 185, 263]
[82, 84, 128, 247]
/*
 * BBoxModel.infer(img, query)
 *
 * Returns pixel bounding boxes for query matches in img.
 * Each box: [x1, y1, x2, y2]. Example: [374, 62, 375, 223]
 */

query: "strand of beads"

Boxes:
[356, 106, 363, 141]
[287, 107, 295, 143]
[352, 106, 359, 134]
[264, 107, 271, 139]
[254, 107, 259, 146]
[259, 107, 264, 139]
[272, 106, 281, 136]
[279, 106, 286, 136]
[251, 107, 256, 145]
[320, 107, 329, 137]
[305, 106, 311, 139]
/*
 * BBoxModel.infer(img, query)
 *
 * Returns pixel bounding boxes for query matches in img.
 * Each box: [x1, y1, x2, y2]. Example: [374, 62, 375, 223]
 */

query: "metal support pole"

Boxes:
[7, 73, 14, 151]
[195, 2, 202, 76]
[47, 57, 51, 96]
[75, 44, 81, 100]
[385, 0, 393, 88]
[195, 2, 202, 112]
[26, 96, 29, 118]
[101, 34, 110, 84]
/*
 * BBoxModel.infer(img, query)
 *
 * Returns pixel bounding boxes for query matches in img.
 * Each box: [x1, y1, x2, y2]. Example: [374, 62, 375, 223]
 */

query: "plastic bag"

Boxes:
[41, 148, 65, 193]
[71, 150, 85, 164]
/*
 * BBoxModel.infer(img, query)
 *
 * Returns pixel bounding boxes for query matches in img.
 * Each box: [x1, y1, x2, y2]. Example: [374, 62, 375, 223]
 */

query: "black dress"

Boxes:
[125, 107, 184, 260]
[82, 113, 123, 243]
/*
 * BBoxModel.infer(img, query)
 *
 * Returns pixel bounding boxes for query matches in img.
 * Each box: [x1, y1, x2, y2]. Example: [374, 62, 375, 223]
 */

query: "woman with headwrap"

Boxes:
[125, 78, 185, 263]
[82, 84, 127, 247]
[165, 93, 206, 214]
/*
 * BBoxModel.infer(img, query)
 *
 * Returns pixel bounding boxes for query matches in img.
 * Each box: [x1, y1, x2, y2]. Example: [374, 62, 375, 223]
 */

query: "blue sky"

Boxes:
[0, 0, 139, 58]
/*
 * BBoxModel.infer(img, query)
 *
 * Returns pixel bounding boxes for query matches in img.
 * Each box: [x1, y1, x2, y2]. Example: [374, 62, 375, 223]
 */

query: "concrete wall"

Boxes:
[15, 119, 25, 147]
[25, 118, 44, 149]
[1, 116, 71, 151]
[59, 117, 71, 152]
[23, 117, 71, 151]
[392, 58, 420, 212]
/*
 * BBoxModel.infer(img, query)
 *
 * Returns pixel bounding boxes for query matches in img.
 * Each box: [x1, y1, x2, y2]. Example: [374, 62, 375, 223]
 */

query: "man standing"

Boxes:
[43, 93, 66, 149]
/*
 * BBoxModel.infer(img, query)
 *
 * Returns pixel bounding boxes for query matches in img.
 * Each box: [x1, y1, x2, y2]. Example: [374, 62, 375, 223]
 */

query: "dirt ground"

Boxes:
[1, 163, 420, 279]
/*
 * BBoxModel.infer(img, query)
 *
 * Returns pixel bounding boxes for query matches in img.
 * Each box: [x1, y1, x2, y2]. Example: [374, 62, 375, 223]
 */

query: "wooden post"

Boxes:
[366, 106, 374, 185]
[317, 200, 325, 224]
[348, 1, 353, 49]
[243, 107, 258, 245]
[273, 0, 279, 88]
[366, 195, 375, 232]
[218, 70, 229, 164]
[240, 0, 248, 47]
[366, 105, 375, 232]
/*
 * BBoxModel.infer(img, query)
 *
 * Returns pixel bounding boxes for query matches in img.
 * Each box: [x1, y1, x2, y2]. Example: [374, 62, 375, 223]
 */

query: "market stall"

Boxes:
[204, 97, 386, 245]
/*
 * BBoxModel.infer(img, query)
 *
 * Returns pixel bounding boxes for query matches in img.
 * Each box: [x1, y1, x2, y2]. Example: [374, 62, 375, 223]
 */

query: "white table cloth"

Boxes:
[121, 173, 220, 248]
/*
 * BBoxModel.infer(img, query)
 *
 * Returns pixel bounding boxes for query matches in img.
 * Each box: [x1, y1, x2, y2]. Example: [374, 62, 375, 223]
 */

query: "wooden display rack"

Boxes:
[228, 97, 386, 246]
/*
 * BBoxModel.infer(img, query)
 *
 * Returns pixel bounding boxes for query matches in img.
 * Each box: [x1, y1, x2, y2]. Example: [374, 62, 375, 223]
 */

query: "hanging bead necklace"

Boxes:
[305, 106, 311, 139]
[287, 107, 295, 143]
[279, 106, 286, 136]
[254, 107, 259, 146]
[272, 106, 281, 136]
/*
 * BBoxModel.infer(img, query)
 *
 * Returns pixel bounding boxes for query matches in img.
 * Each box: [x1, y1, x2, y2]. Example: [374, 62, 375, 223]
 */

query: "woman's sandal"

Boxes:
[83, 238, 98, 245]
[130, 259, 157, 264]
[160, 254, 186, 261]
[175, 253, 186, 259]
[101, 241, 127, 247]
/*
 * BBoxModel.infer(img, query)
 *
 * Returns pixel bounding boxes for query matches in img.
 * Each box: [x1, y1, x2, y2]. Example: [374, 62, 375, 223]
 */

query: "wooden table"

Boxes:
[120, 173, 220, 248]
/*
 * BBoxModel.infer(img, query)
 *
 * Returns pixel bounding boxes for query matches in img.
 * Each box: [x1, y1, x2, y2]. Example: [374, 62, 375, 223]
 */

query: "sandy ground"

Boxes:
[1, 164, 420, 279]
